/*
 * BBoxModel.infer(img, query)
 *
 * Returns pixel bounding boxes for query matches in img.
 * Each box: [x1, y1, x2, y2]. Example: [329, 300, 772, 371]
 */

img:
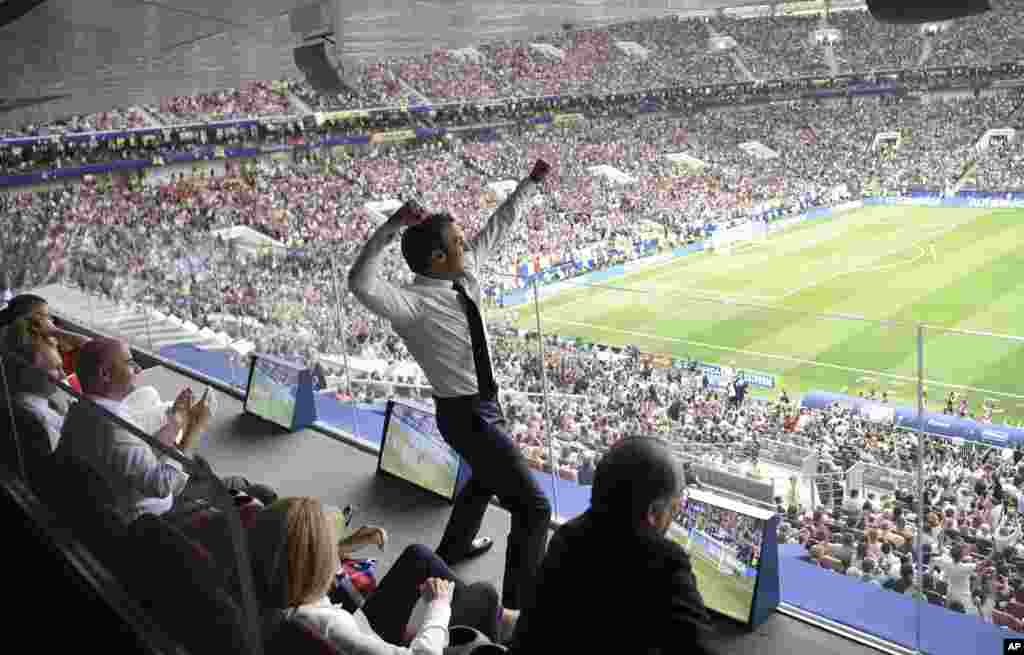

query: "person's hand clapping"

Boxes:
[419, 577, 454, 604]
[171, 388, 192, 425]
[160, 388, 191, 446]
[187, 388, 213, 436]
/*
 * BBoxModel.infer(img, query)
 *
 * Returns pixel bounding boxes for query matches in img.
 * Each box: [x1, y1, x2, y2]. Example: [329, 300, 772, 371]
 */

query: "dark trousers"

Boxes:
[169, 474, 278, 519]
[362, 544, 500, 643]
[433, 395, 552, 610]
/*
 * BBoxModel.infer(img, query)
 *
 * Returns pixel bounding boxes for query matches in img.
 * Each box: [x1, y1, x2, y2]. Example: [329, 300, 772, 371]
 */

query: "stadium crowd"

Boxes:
[146, 80, 294, 124]
[798, 440, 1024, 627]
[4, 91, 1024, 478]
[8, 7, 1024, 642]
[7, 5, 1024, 134]
[0, 106, 152, 139]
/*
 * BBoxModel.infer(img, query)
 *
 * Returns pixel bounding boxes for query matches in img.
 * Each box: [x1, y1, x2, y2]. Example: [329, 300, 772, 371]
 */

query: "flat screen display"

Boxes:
[667, 488, 769, 624]
[378, 400, 461, 501]
[244, 354, 300, 430]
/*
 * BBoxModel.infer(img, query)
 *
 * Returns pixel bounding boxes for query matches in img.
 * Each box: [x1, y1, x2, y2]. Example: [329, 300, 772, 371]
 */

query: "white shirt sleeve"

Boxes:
[298, 599, 451, 655]
[108, 427, 190, 499]
[348, 222, 421, 327]
[467, 178, 537, 269]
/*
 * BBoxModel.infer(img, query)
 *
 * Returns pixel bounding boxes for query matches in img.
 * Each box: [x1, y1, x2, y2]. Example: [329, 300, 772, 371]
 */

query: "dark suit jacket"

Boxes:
[509, 509, 710, 655]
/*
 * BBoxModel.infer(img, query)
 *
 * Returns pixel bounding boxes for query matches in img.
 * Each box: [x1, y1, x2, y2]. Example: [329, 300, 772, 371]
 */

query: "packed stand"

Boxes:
[147, 80, 295, 124]
[713, 14, 831, 81]
[969, 138, 1024, 191]
[0, 107, 152, 139]
[3, 96, 1024, 496]
[287, 62, 427, 112]
[829, 10, 923, 73]
[795, 437, 1024, 626]
[927, 0, 1024, 69]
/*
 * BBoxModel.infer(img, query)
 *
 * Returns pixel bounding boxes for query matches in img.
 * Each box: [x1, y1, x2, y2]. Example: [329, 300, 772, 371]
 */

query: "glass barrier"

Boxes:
[524, 269, 926, 646]
[483, 271, 562, 530]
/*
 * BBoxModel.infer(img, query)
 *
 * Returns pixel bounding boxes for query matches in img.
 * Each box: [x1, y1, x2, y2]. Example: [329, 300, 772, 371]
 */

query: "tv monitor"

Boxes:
[378, 399, 462, 502]
[668, 488, 775, 625]
[244, 353, 301, 430]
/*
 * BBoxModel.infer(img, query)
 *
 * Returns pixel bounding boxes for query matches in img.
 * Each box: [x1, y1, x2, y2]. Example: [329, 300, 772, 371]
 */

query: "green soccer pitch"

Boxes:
[513, 206, 1024, 422]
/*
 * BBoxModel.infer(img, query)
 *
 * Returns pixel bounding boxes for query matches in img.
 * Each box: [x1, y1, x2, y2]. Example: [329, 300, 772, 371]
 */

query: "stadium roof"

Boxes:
[0, 0, 784, 128]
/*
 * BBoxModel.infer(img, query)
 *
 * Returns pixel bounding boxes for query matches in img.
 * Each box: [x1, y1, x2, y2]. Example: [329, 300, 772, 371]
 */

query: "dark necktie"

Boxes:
[453, 279, 497, 399]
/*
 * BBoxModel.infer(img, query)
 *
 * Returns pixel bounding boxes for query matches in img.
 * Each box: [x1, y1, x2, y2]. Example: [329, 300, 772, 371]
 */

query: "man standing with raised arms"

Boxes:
[348, 159, 552, 611]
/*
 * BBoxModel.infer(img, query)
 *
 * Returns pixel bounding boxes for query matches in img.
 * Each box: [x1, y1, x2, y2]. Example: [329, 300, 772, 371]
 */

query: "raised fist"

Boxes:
[390, 200, 428, 227]
[529, 159, 551, 183]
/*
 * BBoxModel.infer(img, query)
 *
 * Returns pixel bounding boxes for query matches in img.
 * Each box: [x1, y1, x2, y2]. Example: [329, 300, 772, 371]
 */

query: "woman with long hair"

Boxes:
[1, 314, 70, 448]
[0, 294, 90, 376]
[248, 497, 518, 654]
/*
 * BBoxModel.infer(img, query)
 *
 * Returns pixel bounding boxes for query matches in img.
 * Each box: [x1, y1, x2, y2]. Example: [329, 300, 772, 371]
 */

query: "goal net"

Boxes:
[684, 527, 742, 575]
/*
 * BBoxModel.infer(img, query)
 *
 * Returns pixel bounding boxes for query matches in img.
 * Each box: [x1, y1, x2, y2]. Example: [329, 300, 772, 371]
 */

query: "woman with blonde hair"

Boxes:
[248, 497, 517, 654]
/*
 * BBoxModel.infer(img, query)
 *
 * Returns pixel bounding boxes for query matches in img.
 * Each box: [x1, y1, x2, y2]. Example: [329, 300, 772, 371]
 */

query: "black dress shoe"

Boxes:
[447, 537, 494, 564]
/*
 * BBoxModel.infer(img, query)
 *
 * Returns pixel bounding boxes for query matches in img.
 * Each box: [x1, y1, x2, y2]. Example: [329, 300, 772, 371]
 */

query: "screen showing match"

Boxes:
[244, 356, 300, 430]
[379, 401, 461, 500]
[668, 493, 767, 624]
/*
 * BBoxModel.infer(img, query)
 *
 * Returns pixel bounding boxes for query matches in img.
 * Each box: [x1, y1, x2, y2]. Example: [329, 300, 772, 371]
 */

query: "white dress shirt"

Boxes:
[58, 395, 189, 522]
[349, 179, 537, 398]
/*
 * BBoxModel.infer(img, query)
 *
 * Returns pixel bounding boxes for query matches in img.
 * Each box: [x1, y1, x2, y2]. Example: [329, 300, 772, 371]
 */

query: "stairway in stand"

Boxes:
[32, 283, 232, 353]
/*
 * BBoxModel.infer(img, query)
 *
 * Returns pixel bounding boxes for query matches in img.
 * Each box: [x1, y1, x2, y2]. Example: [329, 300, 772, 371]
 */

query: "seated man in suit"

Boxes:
[55, 337, 212, 523]
[508, 436, 710, 654]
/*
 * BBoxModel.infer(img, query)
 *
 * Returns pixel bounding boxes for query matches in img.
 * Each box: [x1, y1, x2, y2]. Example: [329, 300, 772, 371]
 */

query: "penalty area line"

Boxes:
[542, 317, 1024, 402]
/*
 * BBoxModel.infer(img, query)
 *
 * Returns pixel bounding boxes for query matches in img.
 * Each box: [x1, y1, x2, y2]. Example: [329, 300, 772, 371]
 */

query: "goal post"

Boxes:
[688, 528, 734, 574]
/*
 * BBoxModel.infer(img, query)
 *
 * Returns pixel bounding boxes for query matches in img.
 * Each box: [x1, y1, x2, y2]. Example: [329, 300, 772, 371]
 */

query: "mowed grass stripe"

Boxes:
[527, 205, 922, 319]
[611, 210, 994, 372]
[733, 209, 1020, 382]
[807, 220, 1024, 388]
[624, 206, 918, 298]
[518, 208, 1024, 407]
[684, 208, 943, 296]
[529, 209, 908, 339]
